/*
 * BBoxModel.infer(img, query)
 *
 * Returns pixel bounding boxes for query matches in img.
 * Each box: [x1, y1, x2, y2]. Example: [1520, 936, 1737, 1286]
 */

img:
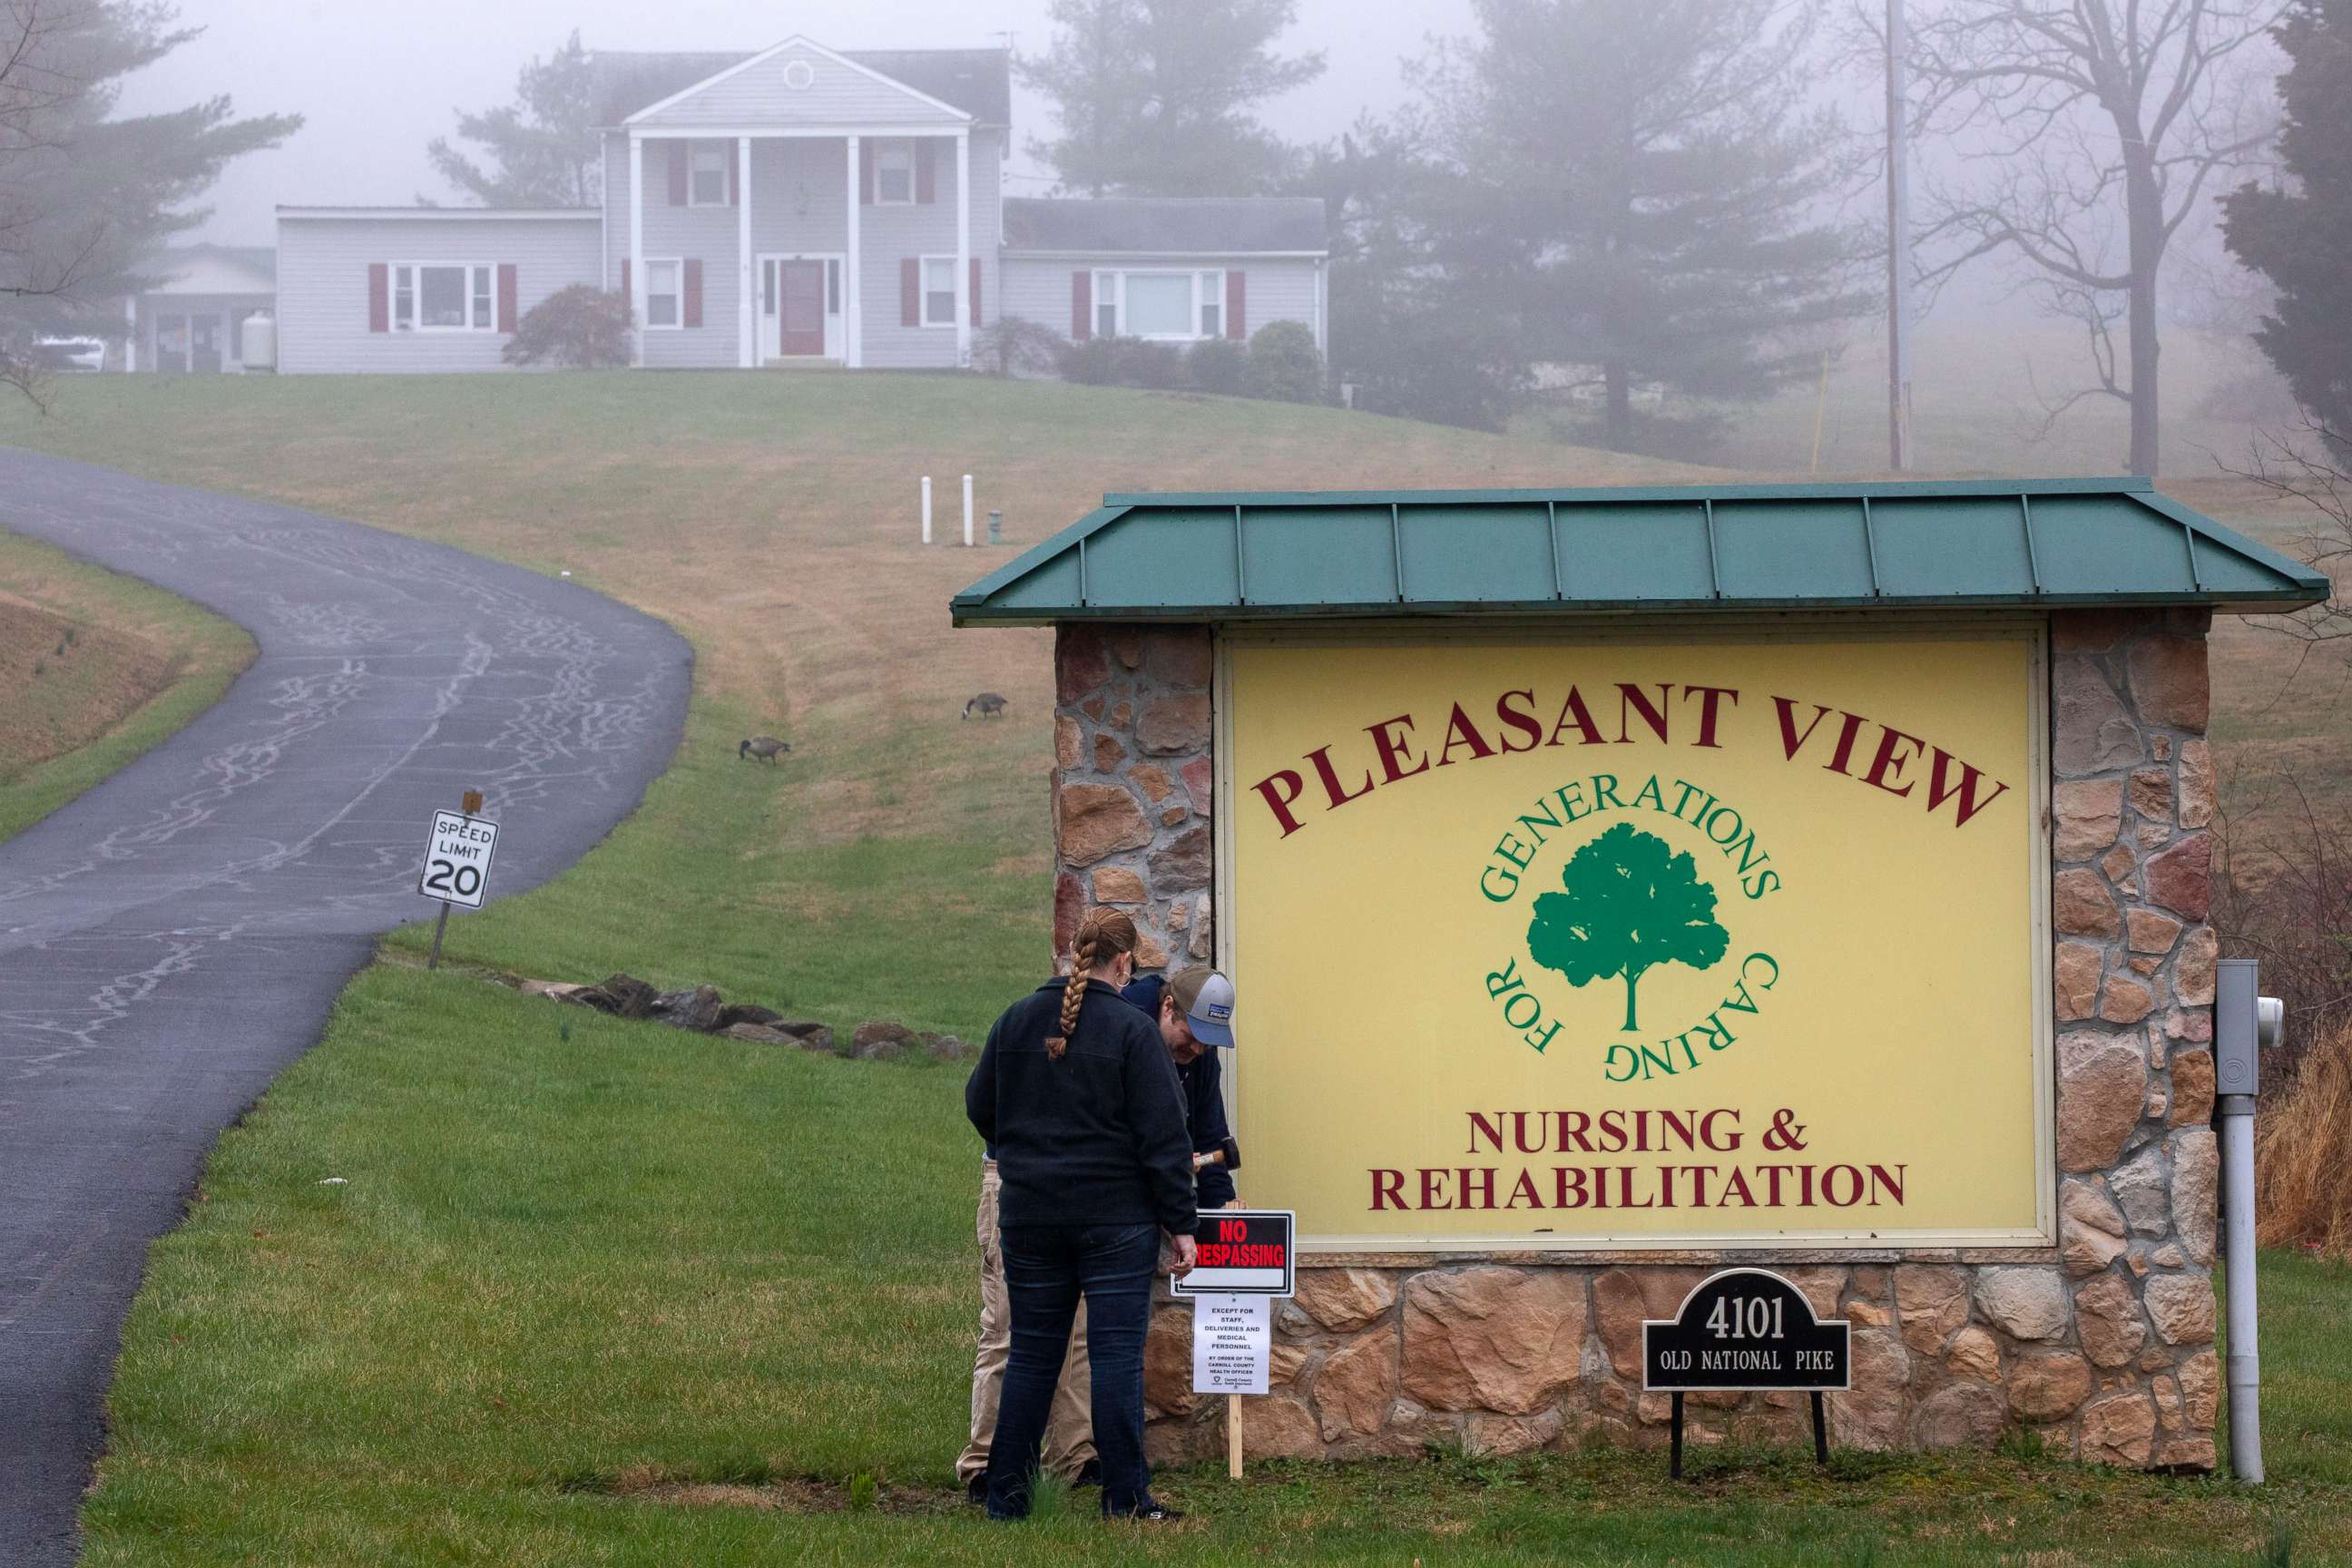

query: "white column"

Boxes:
[739, 135, 754, 368]
[844, 134, 862, 368]
[955, 130, 971, 368]
[123, 295, 137, 373]
[629, 131, 646, 368]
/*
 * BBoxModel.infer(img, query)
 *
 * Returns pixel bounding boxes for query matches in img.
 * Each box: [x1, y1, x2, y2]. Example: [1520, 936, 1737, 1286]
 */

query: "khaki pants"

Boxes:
[956, 1161, 1094, 1484]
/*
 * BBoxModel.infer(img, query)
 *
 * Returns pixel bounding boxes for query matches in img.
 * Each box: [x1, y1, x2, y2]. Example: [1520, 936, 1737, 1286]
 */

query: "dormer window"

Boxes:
[875, 141, 915, 205]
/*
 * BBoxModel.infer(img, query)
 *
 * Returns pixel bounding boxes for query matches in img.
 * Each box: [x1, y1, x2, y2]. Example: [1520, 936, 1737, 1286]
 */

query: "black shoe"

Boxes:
[1072, 1459, 1103, 1488]
[965, 1473, 987, 1506]
[1110, 1499, 1184, 1522]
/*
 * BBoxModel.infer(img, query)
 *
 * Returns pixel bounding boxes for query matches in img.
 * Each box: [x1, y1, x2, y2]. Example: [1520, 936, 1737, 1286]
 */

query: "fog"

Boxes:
[127, 0, 1472, 244]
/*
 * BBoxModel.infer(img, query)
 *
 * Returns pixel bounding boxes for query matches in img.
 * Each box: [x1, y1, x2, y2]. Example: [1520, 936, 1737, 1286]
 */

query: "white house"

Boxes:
[272, 38, 1328, 374]
[122, 245, 278, 373]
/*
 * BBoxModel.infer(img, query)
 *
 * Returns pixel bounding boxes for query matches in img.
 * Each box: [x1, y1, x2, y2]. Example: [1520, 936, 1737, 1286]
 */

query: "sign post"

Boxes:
[419, 789, 495, 970]
[1175, 1210, 1295, 1479]
[1642, 1268, 1849, 1478]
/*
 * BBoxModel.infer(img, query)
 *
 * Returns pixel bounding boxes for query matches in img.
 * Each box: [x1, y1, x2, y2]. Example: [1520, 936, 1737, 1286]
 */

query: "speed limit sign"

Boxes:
[418, 808, 498, 909]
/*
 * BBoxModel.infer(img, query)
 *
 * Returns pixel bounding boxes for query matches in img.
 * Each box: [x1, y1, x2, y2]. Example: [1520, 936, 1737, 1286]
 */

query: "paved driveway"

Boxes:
[0, 451, 690, 1565]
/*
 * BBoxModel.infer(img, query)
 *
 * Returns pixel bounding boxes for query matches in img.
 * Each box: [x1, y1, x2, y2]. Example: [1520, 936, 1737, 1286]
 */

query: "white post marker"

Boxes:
[419, 790, 497, 970]
[921, 475, 933, 544]
[962, 474, 975, 546]
[1191, 1292, 1270, 1477]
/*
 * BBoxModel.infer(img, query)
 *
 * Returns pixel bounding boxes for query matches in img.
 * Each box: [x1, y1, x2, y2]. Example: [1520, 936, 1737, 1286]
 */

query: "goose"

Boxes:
[740, 736, 791, 763]
[963, 692, 1008, 720]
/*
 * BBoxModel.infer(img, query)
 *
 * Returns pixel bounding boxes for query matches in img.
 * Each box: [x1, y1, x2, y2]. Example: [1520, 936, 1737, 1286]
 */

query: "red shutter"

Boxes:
[496, 264, 517, 333]
[1226, 270, 1246, 340]
[916, 139, 936, 204]
[683, 259, 703, 328]
[368, 263, 388, 333]
[667, 142, 688, 206]
[728, 142, 741, 206]
[620, 259, 631, 303]
[900, 258, 920, 328]
[859, 141, 875, 204]
[1072, 271, 1091, 339]
[970, 258, 982, 328]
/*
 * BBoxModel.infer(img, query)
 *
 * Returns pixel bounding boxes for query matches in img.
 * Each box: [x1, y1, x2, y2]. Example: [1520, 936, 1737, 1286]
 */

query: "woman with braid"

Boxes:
[965, 909, 1199, 1523]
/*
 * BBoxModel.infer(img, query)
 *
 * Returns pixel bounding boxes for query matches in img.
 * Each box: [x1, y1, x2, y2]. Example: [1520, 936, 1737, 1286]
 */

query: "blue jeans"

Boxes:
[985, 1221, 1158, 1519]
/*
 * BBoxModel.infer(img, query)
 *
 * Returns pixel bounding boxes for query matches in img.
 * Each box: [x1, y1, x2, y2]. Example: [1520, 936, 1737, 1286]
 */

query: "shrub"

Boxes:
[1056, 334, 1120, 386]
[1244, 319, 1325, 403]
[1187, 336, 1248, 396]
[1110, 336, 1185, 390]
[975, 315, 1064, 377]
[503, 285, 632, 368]
[2257, 1022, 2352, 1253]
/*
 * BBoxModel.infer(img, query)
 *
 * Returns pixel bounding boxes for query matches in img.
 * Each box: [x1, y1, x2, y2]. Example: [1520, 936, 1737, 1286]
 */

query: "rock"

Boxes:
[1129, 764, 1173, 804]
[1294, 1268, 1397, 1332]
[1055, 623, 1110, 704]
[2177, 739, 2215, 828]
[2143, 834, 2212, 920]
[715, 1003, 784, 1030]
[521, 978, 590, 1001]
[1593, 1267, 1706, 1379]
[1270, 1341, 1313, 1387]
[2058, 1032, 2149, 1171]
[918, 1032, 970, 1061]
[2126, 909, 2181, 955]
[1142, 1306, 1196, 1416]
[790, 1025, 836, 1054]
[2073, 1274, 2148, 1368]
[1233, 1394, 1327, 1459]
[851, 1021, 912, 1060]
[1092, 866, 1147, 904]
[1143, 629, 1213, 688]
[2053, 662, 2142, 775]
[2079, 1388, 2158, 1465]
[1894, 1265, 1971, 1355]
[1056, 783, 1152, 867]
[1834, 1328, 1910, 1451]
[2171, 1129, 2219, 1265]
[2005, 1349, 2093, 1421]
[1911, 1382, 2006, 1449]
[2143, 1272, 2217, 1345]
[2169, 1051, 2214, 1127]
[1945, 1325, 2001, 1381]
[2054, 945, 2104, 1021]
[2128, 636, 2210, 730]
[2060, 1180, 2129, 1276]
[1401, 1267, 1588, 1415]
[1313, 1334, 1398, 1439]
[1134, 928, 1169, 968]
[723, 1024, 796, 1044]
[2178, 1348, 2220, 1428]
[2173, 926, 2217, 1007]
[1111, 629, 1145, 670]
[1054, 714, 1083, 769]
[1092, 732, 1126, 772]
[1189, 897, 1213, 958]
[2129, 767, 2174, 827]
[2102, 843, 2140, 892]
[2157, 1433, 2218, 1470]
[2053, 610, 2139, 653]
[1135, 693, 1212, 755]
[2052, 869, 2121, 937]
[573, 973, 658, 1019]
[2100, 975, 2154, 1024]
[649, 985, 725, 1033]
[1161, 804, 1186, 828]
[1181, 756, 1214, 818]
[2109, 1146, 2171, 1234]
[1464, 1409, 1563, 1456]
[1146, 826, 1212, 894]
[2165, 1006, 2213, 1045]
[2053, 779, 2125, 861]
[1975, 1269, 2070, 1341]
[1054, 869, 1084, 953]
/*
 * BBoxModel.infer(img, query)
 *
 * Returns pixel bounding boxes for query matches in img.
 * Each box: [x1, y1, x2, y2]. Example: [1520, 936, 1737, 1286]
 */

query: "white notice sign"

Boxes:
[1191, 1292, 1270, 1396]
[417, 809, 498, 909]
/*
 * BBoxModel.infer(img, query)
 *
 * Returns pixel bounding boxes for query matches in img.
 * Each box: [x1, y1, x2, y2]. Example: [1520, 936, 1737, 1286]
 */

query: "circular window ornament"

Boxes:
[782, 59, 816, 91]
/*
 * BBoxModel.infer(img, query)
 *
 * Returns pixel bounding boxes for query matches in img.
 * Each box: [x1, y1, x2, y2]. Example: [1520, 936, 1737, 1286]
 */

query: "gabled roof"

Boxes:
[953, 479, 2330, 626]
[1004, 197, 1328, 256]
[152, 243, 275, 283]
[589, 45, 1010, 128]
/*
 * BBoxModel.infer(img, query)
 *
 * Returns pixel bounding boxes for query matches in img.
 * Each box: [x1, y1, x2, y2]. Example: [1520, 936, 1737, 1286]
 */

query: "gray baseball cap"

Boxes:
[1170, 966, 1237, 1049]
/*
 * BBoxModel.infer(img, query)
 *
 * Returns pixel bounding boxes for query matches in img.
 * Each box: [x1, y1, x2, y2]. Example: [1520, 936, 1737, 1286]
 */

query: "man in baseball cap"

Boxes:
[1122, 966, 1240, 1209]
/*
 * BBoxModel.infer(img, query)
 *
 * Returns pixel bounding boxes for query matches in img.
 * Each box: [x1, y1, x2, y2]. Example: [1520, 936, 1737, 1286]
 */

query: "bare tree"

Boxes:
[2225, 416, 2352, 645]
[1906, 0, 2280, 475]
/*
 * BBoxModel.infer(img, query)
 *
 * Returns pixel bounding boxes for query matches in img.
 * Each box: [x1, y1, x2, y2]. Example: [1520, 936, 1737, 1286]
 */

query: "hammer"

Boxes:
[1191, 1136, 1242, 1173]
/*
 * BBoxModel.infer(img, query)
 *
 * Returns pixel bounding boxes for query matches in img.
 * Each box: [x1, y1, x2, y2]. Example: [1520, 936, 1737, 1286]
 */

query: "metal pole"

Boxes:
[920, 476, 933, 544]
[2221, 1101, 2262, 1482]
[426, 901, 451, 971]
[963, 474, 975, 546]
[1886, 0, 1913, 472]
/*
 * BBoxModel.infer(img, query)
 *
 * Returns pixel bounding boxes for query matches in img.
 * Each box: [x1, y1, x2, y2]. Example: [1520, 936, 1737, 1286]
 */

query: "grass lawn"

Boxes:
[0, 528, 252, 843]
[0, 368, 2344, 1563]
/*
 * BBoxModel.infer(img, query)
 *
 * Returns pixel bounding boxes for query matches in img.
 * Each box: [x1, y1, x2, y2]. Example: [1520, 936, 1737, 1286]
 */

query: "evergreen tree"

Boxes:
[1023, 0, 1323, 196]
[2221, 0, 2352, 451]
[0, 0, 299, 396]
[426, 30, 600, 209]
[1416, 0, 1866, 454]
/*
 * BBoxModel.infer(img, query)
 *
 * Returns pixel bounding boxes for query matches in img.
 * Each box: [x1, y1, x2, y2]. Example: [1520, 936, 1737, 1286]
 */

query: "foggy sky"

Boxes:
[127, 0, 1473, 244]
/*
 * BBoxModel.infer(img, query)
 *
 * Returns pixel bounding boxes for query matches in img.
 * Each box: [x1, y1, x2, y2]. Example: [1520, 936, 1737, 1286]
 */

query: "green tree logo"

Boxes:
[1525, 821, 1730, 1033]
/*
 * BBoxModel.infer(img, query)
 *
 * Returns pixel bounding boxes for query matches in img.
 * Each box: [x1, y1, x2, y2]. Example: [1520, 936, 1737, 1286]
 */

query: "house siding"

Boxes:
[276, 215, 601, 374]
[630, 41, 970, 129]
[999, 254, 1324, 350]
[133, 292, 277, 373]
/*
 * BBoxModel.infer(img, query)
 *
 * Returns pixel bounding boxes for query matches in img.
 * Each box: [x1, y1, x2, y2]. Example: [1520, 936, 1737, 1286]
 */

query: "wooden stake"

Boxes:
[426, 900, 452, 971]
[1228, 1394, 1243, 1479]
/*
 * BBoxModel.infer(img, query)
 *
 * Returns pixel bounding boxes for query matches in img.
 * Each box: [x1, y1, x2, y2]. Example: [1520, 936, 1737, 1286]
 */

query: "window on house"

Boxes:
[691, 142, 730, 206]
[645, 259, 681, 328]
[1094, 270, 1119, 338]
[1124, 272, 1191, 338]
[392, 263, 494, 331]
[876, 141, 914, 204]
[1199, 270, 1225, 338]
[1090, 270, 1229, 340]
[922, 256, 957, 327]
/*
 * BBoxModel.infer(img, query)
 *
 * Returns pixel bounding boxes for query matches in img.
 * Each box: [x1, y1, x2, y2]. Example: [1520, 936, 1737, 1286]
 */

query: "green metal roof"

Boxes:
[951, 479, 2328, 626]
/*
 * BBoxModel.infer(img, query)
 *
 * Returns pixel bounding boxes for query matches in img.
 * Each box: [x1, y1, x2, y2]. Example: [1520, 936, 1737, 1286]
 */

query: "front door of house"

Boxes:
[778, 260, 826, 357]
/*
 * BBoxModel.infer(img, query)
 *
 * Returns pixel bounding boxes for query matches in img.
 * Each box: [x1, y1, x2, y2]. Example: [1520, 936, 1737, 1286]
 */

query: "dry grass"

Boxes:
[2258, 1021, 2352, 1254]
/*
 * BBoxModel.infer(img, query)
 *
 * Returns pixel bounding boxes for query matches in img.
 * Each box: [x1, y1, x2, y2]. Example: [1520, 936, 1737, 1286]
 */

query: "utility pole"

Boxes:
[1886, 0, 1914, 472]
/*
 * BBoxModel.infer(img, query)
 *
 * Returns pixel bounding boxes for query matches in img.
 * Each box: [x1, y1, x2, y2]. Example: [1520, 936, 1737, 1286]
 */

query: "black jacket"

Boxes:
[1120, 975, 1238, 1209]
[965, 977, 1199, 1237]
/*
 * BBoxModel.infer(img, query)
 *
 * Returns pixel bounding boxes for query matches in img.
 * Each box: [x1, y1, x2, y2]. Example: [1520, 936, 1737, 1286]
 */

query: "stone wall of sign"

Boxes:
[1051, 610, 2220, 1468]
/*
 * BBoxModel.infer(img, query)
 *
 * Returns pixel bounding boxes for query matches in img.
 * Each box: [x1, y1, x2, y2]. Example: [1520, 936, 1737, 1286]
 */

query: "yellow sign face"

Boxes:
[1223, 628, 2049, 1250]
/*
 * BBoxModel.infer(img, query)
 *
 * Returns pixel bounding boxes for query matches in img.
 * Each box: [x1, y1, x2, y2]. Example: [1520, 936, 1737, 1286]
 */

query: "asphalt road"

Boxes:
[0, 450, 690, 1565]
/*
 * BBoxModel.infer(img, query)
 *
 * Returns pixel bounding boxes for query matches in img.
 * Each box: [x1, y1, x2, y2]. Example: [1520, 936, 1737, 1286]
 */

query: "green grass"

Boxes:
[0, 529, 253, 843]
